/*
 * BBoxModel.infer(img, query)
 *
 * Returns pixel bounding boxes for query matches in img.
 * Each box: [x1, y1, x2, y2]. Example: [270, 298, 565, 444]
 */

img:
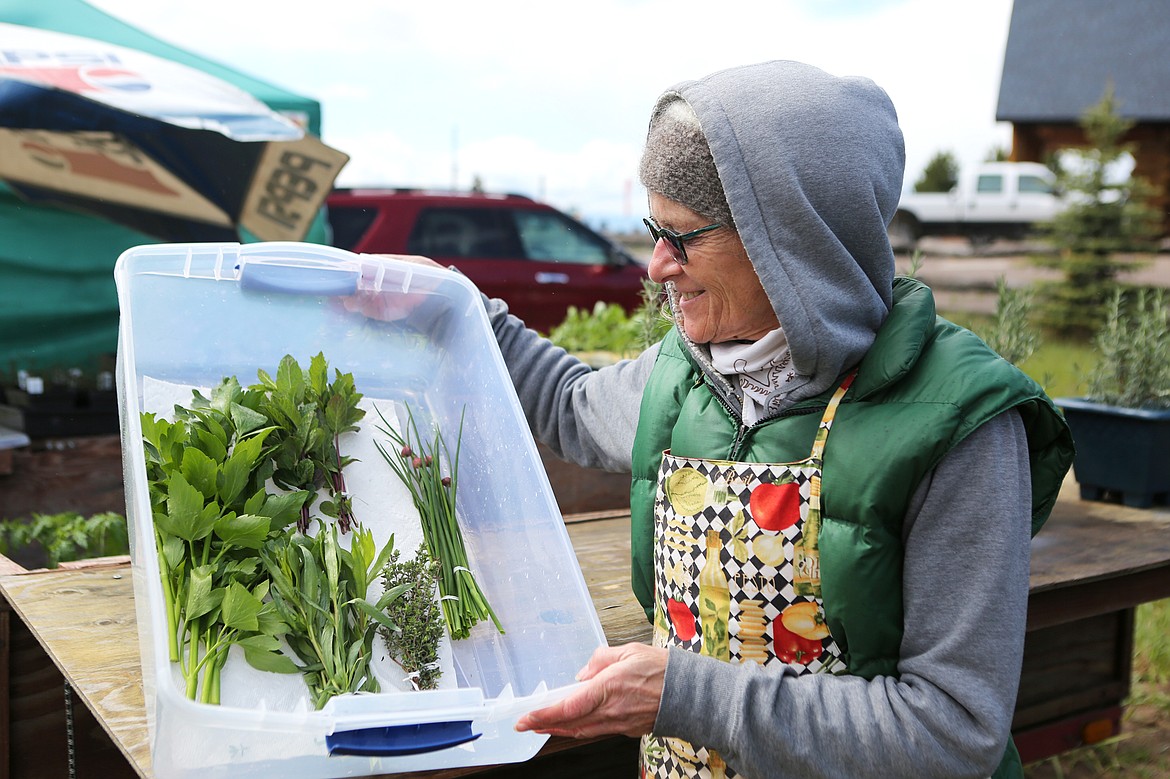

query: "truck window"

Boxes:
[1018, 175, 1053, 195]
[513, 210, 610, 264]
[976, 174, 1004, 194]
[406, 207, 523, 258]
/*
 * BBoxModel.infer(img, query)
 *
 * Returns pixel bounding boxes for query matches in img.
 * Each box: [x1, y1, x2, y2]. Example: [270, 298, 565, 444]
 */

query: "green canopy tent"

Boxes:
[0, 0, 333, 375]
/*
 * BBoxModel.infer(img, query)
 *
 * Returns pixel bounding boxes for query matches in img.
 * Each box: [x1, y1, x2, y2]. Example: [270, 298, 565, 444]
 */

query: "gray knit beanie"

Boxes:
[639, 96, 734, 227]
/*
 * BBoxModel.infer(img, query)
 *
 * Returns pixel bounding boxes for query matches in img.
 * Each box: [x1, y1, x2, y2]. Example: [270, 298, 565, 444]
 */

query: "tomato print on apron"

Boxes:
[640, 375, 855, 779]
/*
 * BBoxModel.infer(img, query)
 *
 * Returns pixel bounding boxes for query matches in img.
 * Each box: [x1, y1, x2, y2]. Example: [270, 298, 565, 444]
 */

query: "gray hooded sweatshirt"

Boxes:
[486, 60, 1029, 779]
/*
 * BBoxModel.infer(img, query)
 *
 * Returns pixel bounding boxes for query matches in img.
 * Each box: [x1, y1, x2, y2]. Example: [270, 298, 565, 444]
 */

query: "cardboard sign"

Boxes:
[241, 135, 350, 241]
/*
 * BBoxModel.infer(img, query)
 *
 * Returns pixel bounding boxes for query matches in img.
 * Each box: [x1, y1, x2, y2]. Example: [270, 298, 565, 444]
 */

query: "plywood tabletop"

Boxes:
[1031, 478, 1170, 591]
[0, 560, 151, 777]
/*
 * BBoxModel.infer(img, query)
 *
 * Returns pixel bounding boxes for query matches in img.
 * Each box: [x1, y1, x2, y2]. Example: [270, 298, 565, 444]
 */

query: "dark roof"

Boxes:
[997, 0, 1170, 123]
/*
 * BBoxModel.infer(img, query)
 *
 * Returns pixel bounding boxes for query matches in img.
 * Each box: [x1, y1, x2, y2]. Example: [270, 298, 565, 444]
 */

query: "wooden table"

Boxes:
[3, 484, 1170, 777]
[1028, 478, 1170, 627]
[0, 510, 648, 779]
[1013, 479, 1170, 760]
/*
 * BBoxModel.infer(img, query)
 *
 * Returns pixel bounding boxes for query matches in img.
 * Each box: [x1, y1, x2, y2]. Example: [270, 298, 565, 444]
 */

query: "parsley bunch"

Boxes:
[141, 355, 396, 707]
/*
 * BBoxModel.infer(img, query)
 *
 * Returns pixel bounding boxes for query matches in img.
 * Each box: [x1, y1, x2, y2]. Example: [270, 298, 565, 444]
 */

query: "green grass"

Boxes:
[1134, 598, 1170, 691]
[1017, 338, 1099, 400]
[941, 308, 1099, 399]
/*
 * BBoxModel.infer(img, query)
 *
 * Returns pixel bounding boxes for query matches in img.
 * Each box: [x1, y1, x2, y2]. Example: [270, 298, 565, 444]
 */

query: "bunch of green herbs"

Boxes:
[379, 544, 445, 690]
[982, 276, 1040, 367]
[251, 353, 365, 532]
[141, 354, 403, 707]
[548, 278, 670, 358]
[374, 404, 503, 640]
[260, 524, 401, 708]
[0, 510, 128, 568]
[1085, 287, 1170, 409]
[141, 375, 310, 703]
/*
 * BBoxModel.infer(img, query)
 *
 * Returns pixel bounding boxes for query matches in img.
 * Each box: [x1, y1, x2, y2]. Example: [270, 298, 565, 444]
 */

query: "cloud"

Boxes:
[331, 130, 432, 187]
[87, 0, 1017, 222]
[332, 129, 642, 222]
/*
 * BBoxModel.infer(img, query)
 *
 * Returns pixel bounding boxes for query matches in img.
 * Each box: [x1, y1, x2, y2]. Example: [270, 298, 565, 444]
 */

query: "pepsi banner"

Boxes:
[0, 22, 301, 141]
[0, 21, 348, 242]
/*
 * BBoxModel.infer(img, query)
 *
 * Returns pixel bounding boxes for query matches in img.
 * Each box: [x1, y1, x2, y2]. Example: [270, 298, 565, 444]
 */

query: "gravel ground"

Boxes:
[900, 237, 1170, 315]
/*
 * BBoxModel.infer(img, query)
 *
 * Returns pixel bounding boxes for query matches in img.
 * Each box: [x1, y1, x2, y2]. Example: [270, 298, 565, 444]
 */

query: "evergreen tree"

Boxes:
[913, 150, 960, 193]
[1033, 87, 1162, 337]
[986, 146, 1010, 162]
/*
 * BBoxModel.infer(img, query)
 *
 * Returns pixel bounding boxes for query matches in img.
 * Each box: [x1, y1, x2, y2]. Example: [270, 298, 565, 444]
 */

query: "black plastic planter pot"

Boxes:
[1056, 397, 1170, 508]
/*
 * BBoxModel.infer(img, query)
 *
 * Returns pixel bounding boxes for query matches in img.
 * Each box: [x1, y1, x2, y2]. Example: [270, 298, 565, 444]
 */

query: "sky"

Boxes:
[87, 0, 1018, 232]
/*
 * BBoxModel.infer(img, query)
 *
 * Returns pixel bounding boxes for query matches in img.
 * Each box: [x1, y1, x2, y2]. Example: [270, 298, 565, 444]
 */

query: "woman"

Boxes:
[356, 60, 1073, 778]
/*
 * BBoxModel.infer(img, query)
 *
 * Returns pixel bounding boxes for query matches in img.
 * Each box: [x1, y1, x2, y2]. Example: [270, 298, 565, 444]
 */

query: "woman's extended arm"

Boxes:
[484, 296, 656, 473]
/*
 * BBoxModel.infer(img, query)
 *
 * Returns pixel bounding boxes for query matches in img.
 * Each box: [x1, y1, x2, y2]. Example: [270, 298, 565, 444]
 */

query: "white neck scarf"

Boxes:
[709, 328, 807, 425]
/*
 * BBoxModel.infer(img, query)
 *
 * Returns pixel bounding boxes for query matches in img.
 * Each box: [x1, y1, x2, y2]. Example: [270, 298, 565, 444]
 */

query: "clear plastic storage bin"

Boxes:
[115, 242, 607, 778]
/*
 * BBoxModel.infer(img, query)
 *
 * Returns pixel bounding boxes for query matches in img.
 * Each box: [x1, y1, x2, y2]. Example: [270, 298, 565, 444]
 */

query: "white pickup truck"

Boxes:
[889, 161, 1064, 248]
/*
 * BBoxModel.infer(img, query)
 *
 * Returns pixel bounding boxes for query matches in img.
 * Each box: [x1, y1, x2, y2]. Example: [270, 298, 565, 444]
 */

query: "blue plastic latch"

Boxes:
[238, 261, 359, 297]
[326, 720, 481, 757]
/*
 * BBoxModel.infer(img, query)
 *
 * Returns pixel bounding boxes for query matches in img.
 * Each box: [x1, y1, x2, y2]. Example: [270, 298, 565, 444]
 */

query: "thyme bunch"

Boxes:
[379, 544, 445, 690]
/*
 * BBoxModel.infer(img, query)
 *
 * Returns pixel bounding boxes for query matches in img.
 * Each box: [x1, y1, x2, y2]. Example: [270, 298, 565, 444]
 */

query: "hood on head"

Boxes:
[649, 60, 905, 401]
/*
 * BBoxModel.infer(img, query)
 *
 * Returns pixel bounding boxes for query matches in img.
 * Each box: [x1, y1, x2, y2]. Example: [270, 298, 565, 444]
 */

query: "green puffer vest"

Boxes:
[630, 277, 1074, 778]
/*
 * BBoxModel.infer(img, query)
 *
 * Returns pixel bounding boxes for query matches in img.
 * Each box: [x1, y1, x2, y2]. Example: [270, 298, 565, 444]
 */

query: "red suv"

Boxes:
[324, 189, 649, 333]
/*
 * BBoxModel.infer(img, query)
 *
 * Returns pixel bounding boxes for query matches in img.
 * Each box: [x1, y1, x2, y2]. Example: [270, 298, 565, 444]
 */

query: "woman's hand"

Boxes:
[515, 643, 667, 739]
[340, 254, 445, 322]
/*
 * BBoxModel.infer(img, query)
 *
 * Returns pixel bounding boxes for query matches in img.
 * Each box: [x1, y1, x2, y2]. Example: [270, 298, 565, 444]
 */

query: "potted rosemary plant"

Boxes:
[1056, 287, 1170, 507]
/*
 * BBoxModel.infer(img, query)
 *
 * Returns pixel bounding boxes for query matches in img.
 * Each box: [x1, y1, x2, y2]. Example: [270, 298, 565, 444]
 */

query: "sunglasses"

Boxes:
[643, 216, 722, 265]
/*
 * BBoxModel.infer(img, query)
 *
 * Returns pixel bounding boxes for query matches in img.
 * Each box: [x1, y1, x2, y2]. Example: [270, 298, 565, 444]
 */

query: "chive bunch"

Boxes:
[374, 405, 503, 640]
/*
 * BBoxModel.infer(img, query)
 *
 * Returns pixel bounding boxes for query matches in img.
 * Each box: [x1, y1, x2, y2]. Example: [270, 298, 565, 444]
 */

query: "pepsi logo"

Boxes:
[80, 66, 151, 93]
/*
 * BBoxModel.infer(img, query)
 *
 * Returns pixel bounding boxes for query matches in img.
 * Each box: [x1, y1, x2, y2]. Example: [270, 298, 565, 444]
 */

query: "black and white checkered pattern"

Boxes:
[642, 453, 847, 779]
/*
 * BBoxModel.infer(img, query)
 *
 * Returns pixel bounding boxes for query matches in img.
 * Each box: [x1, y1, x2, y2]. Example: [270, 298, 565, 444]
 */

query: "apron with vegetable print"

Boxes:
[640, 375, 855, 779]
